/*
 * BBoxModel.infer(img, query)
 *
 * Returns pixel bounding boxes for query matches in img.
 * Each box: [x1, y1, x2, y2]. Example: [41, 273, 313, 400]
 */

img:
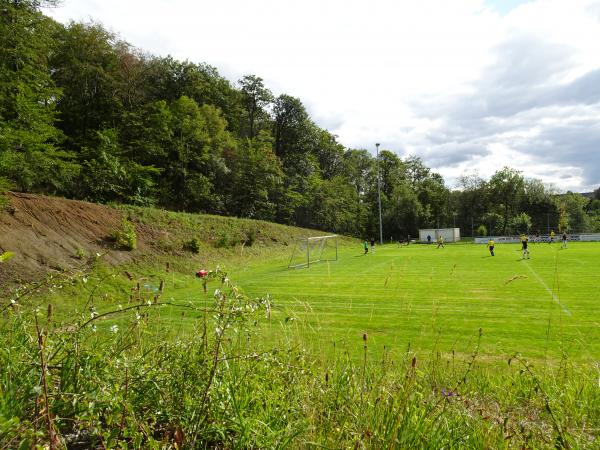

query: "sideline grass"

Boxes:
[207, 241, 600, 362]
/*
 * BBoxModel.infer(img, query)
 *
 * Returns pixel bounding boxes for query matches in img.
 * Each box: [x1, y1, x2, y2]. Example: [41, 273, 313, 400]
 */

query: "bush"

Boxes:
[74, 247, 87, 259]
[476, 224, 487, 236]
[214, 233, 232, 248]
[0, 177, 12, 209]
[110, 218, 137, 250]
[184, 237, 201, 254]
[244, 229, 256, 247]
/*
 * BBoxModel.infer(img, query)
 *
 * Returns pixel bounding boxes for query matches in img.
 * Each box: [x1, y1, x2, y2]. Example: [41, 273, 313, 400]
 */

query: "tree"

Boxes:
[508, 212, 532, 234]
[162, 96, 235, 212]
[378, 150, 405, 198]
[389, 181, 424, 236]
[455, 173, 488, 237]
[343, 149, 375, 234]
[227, 131, 282, 220]
[52, 21, 122, 150]
[488, 167, 525, 234]
[0, 1, 77, 193]
[556, 192, 589, 232]
[78, 128, 160, 205]
[238, 75, 273, 139]
[316, 130, 345, 180]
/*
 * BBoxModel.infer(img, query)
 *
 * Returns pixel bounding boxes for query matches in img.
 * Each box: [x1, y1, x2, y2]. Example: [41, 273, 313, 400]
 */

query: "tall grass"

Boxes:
[1, 265, 599, 449]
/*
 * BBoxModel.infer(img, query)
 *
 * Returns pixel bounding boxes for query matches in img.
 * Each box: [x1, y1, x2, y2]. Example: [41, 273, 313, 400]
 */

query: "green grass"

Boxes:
[3, 237, 600, 448]
[164, 241, 600, 363]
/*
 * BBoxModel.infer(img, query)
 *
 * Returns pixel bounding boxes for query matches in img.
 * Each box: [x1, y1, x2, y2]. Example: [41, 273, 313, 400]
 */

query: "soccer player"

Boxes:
[363, 239, 369, 255]
[436, 235, 444, 248]
[561, 232, 568, 249]
[487, 238, 495, 256]
[370, 237, 375, 254]
[549, 229, 555, 244]
[522, 235, 530, 259]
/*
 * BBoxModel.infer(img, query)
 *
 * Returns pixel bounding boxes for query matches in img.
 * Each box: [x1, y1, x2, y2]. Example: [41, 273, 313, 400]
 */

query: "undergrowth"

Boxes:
[1, 265, 599, 449]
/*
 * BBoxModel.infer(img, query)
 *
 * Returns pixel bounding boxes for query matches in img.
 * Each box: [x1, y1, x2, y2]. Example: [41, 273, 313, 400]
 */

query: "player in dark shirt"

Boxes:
[521, 236, 530, 259]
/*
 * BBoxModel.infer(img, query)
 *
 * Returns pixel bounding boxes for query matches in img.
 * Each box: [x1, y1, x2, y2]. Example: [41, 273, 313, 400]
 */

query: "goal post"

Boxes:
[288, 235, 338, 268]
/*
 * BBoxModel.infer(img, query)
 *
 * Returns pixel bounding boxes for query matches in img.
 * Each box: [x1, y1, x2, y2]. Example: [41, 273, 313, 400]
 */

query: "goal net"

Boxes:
[288, 235, 338, 268]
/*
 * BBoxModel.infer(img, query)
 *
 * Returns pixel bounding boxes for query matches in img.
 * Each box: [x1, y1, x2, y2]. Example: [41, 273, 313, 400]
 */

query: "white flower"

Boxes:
[110, 325, 119, 333]
[92, 325, 97, 333]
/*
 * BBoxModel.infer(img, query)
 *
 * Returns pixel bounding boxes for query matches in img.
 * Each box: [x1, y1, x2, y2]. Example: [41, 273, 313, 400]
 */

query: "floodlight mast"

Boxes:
[376, 143, 383, 245]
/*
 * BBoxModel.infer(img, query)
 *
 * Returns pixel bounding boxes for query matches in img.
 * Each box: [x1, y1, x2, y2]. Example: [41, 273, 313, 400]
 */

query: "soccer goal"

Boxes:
[288, 235, 338, 268]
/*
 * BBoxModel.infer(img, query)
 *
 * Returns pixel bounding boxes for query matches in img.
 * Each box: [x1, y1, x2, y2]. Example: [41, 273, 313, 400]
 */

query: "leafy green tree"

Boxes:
[0, 0, 77, 193]
[378, 150, 406, 199]
[308, 176, 358, 234]
[79, 128, 159, 205]
[389, 181, 424, 236]
[488, 167, 525, 234]
[239, 75, 273, 139]
[556, 192, 590, 232]
[520, 178, 557, 233]
[508, 212, 532, 234]
[342, 149, 375, 234]
[228, 131, 282, 220]
[316, 130, 345, 180]
[164, 96, 235, 212]
[455, 173, 488, 237]
[52, 21, 122, 150]
[144, 57, 243, 135]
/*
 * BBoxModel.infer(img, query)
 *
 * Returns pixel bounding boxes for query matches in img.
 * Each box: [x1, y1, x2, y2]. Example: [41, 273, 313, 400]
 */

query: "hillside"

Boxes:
[0, 192, 343, 286]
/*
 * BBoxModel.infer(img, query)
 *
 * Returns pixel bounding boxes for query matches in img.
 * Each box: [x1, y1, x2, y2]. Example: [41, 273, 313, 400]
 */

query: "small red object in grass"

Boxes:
[196, 269, 208, 278]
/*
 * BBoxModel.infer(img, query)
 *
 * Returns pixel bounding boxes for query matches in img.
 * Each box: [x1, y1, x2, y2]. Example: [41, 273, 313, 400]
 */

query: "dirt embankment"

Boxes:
[0, 193, 161, 286]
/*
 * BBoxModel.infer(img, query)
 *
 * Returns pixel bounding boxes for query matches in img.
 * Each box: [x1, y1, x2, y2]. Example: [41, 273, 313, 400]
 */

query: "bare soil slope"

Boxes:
[0, 193, 159, 285]
[0, 192, 340, 287]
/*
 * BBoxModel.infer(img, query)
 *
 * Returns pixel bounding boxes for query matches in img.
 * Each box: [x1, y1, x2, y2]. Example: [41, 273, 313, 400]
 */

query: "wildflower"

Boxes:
[92, 325, 97, 333]
[441, 388, 455, 397]
[110, 325, 119, 333]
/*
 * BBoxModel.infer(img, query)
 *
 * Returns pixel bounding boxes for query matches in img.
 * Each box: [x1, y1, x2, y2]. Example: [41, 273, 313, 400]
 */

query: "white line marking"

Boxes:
[523, 261, 572, 316]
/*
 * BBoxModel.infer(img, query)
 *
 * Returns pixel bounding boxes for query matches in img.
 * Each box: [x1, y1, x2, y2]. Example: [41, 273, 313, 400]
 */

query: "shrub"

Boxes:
[214, 233, 232, 248]
[0, 177, 12, 209]
[110, 218, 137, 250]
[244, 228, 256, 247]
[74, 247, 87, 259]
[184, 237, 201, 254]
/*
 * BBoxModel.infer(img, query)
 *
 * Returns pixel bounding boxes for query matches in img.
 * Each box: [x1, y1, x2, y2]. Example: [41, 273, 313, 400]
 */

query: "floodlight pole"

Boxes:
[376, 143, 383, 245]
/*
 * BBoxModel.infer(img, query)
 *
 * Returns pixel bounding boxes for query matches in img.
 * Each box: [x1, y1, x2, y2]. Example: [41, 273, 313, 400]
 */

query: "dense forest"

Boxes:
[1, 0, 599, 237]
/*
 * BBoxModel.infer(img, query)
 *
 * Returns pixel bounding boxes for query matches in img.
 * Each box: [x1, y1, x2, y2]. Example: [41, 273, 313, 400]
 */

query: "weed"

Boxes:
[110, 218, 137, 250]
[184, 237, 201, 254]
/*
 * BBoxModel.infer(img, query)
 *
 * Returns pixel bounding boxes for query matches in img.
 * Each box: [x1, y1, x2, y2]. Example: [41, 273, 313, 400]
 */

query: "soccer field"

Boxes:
[229, 241, 600, 362]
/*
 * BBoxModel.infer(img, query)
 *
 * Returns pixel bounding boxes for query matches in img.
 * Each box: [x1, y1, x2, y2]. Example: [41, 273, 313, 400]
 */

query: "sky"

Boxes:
[45, 0, 600, 192]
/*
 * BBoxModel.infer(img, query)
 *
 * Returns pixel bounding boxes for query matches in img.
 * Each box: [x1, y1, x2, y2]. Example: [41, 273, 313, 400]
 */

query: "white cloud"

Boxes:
[46, 0, 600, 192]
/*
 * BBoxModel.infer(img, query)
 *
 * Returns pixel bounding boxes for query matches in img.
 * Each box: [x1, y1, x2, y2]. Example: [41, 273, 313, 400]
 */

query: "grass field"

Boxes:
[5, 237, 600, 447]
[169, 240, 600, 363]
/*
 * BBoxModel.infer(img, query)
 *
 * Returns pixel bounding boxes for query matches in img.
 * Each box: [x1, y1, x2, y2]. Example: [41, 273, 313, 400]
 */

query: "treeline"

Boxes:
[1, 1, 599, 237]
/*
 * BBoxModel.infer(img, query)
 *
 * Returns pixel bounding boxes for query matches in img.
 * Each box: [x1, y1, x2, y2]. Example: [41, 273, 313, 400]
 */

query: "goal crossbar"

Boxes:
[288, 235, 338, 268]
